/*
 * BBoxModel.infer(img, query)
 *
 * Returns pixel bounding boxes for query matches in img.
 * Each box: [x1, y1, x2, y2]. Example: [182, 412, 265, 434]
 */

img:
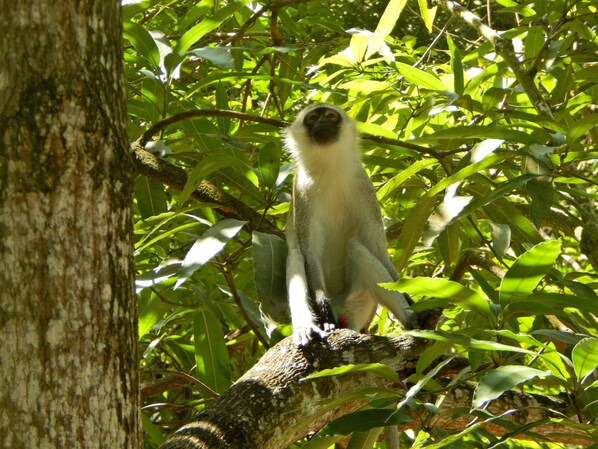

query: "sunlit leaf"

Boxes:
[572, 338, 598, 383]
[177, 219, 246, 287]
[386, 277, 492, 321]
[395, 62, 446, 91]
[473, 366, 549, 408]
[499, 240, 561, 309]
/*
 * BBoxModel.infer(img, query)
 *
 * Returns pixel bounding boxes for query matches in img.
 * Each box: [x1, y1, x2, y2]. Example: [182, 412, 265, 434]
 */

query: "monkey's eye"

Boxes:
[324, 110, 340, 121]
[304, 111, 320, 125]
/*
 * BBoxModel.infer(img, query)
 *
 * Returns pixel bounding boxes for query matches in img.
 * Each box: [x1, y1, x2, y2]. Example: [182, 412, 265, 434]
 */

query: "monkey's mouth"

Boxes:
[311, 129, 339, 145]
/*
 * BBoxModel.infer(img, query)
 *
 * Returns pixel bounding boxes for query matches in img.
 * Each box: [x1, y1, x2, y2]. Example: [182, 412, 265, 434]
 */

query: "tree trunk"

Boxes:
[159, 331, 587, 449]
[0, 2, 138, 448]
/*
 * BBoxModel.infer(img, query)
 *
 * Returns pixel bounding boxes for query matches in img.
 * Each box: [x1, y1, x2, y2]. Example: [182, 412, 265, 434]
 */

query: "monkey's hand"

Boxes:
[293, 321, 335, 347]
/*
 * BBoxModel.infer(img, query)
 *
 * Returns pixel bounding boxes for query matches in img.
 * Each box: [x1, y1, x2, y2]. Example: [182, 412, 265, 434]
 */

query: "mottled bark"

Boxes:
[159, 331, 586, 449]
[0, 1, 139, 448]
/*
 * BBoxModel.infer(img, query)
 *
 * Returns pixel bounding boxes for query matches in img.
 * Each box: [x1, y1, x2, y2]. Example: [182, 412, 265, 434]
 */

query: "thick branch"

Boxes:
[131, 138, 282, 236]
[433, 0, 553, 119]
[158, 330, 585, 449]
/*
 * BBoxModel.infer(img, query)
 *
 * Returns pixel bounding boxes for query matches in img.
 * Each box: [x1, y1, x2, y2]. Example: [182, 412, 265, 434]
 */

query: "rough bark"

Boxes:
[158, 330, 586, 449]
[0, 2, 139, 448]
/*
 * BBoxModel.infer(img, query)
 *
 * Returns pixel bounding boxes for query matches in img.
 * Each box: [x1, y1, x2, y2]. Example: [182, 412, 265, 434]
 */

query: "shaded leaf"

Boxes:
[194, 309, 232, 394]
[252, 231, 289, 323]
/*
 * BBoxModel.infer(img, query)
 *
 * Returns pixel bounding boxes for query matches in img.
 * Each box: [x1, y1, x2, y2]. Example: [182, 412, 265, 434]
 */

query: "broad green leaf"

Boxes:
[392, 194, 438, 271]
[258, 141, 281, 189]
[305, 363, 401, 383]
[386, 277, 492, 321]
[503, 292, 598, 321]
[572, 338, 598, 383]
[189, 47, 234, 68]
[447, 35, 464, 94]
[414, 125, 536, 145]
[180, 154, 245, 205]
[483, 198, 542, 244]
[489, 222, 511, 260]
[338, 79, 390, 93]
[194, 309, 231, 394]
[365, 0, 408, 59]
[174, 1, 245, 54]
[527, 178, 554, 228]
[407, 330, 534, 354]
[473, 366, 549, 408]
[324, 409, 412, 436]
[567, 113, 598, 144]
[177, 219, 246, 287]
[123, 20, 160, 69]
[252, 231, 288, 323]
[450, 174, 535, 226]
[138, 292, 170, 339]
[377, 159, 438, 200]
[134, 176, 167, 219]
[499, 240, 561, 309]
[395, 62, 446, 91]
[418, 0, 437, 32]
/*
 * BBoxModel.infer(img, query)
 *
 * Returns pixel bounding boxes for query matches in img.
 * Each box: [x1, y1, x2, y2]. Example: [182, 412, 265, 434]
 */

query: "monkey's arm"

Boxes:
[286, 214, 334, 346]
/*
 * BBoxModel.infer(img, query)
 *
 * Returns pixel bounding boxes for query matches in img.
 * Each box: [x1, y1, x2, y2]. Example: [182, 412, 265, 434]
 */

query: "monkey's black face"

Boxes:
[303, 107, 342, 145]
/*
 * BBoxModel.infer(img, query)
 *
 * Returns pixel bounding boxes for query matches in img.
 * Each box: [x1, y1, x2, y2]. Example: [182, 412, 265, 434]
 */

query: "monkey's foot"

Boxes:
[293, 323, 335, 347]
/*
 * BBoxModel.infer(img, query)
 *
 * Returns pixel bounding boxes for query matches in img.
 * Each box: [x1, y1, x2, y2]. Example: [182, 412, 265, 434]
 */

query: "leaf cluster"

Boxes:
[123, 0, 598, 447]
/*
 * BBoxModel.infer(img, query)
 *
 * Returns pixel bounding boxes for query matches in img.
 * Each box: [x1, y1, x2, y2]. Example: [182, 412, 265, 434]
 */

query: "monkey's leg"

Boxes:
[287, 249, 331, 346]
[346, 240, 414, 327]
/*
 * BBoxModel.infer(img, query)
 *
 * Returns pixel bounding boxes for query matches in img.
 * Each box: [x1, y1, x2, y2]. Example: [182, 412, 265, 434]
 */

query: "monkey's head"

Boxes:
[284, 104, 358, 164]
[302, 106, 342, 145]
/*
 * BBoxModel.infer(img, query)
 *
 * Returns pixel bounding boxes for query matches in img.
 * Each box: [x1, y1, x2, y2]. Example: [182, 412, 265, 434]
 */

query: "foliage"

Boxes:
[123, 0, 598, 447]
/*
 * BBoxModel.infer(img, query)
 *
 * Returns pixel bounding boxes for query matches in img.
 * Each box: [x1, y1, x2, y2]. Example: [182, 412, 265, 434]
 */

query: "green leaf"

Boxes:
[572, 338, 598, 383]
[174, 1, 246, 54]
[252, 231, 289, 323]
[447, 35, 464, 94]
[305, 363, 401, 383]
[499, 240, 561, 309]
[134, 176, 168, 219]
[407, 330, 534, 354]
[395, 62, 447, 91]
[567, 113, 598, 145]
[365, 0, 408, 59]
[177, 219, 246, 287]
[473, 365, 549, 408]
[123, 20, 160, 69]
[418, 0, 437, 32]
[392, 194, 438, 271]
[258, 141, 281, 189]
[180, 154, 245, 205]
[489, 222, 511, 260]
[194, 309, 232, 394]
[527, 178, 554, 228]
[189, 47, 234, 68]
[386, 277, 492, 321]
[503, 292, 598, 321]
[377, 158, 438, 200]
[324, 409, 412, 435]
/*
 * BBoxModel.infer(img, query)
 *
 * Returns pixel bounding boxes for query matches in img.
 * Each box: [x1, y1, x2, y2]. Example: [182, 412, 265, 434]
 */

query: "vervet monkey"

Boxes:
[285, 103, 415, 347]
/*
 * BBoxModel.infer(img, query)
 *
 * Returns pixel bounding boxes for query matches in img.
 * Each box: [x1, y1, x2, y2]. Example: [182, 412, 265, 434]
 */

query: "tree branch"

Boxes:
[131, 138, 282, 236]
[158, 330, 586, 449]
[432, 0, 554, 119]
